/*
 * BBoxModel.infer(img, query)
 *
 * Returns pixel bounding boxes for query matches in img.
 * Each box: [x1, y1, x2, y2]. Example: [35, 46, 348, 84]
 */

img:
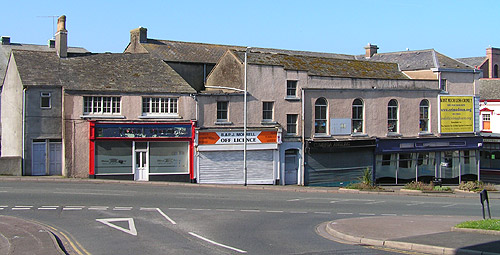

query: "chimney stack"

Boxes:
[130, 27, 148, 44]
[55, 15, 68, 58]
[1, 36, 10, 45]
[364, 43, 378, 58]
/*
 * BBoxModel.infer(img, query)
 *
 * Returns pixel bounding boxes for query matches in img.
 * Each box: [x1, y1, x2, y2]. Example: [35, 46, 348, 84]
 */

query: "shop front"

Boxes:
[196, 129, 280, 184]
[89, 122, 195, 182]
[480, 136, 500, 183]
[304, 139, 376, 187]
[375, 136, 482, 185]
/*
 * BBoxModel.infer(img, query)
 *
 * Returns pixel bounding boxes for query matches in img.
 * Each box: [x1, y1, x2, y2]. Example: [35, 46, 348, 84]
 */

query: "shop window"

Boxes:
[483, 114, 491, 130]
[149, 142, 189, 174]
[84, 96, 121, 115]
[419, 100, 429, 132]
[262, 102, 274, 121]
[387, 99, 398, 133]
[142, 97, 178, 116]
[352, 98, 363, 133]
[40, 92, 51, 109]
[217, 101, 228, 122]
[286, 80, 297, 98]
[286, 114, 298, 135]
[315, 98, 327, 134]
[95, 141, 132, 174]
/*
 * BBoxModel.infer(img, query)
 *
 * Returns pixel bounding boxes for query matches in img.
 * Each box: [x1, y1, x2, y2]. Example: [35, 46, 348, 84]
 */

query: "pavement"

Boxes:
[1, 176, 500, 255]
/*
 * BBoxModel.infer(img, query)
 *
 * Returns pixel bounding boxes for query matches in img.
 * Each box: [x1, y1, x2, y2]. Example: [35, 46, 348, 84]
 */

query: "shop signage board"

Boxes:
[94, 124, 192, 138]
[439, 95, 476, 133]
[198, 131, 277, 145]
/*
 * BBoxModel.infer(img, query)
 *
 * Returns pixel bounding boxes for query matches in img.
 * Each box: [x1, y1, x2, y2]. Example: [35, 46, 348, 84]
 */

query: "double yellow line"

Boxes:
[31, 219, 91, 255]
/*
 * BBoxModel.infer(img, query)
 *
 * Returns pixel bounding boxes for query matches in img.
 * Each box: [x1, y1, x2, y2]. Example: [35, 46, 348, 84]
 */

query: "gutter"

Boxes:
[22, 87, 26, 176]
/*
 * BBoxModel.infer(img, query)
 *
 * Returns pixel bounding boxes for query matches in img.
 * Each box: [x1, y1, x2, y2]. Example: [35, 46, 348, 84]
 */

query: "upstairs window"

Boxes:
[142, 97, 178, 116]
[287, 114, 298, 135]
[40, 92, 51, 109]
[440, 78, 447, 91]
[315, 98, 327, 134]
[84, 96, 121, 115]
[217, 101, 228, 122]
[286, 80, 297, 98]
[483, 113, 491, 130]
[494, 64, 499, 78]
[352, 98, 363, 133]
[419, 100, 429, 132]
[262, 102, 274, 121]
[388, 99, 398, 133]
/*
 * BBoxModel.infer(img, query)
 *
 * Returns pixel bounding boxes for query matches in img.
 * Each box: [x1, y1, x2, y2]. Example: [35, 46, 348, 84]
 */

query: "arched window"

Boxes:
[352, 98, 363, 133]
[494, 64, 499, 78]
[315, 98, 327, 134]
[388, 99, 398, 133]
[419, 100, 429, 132]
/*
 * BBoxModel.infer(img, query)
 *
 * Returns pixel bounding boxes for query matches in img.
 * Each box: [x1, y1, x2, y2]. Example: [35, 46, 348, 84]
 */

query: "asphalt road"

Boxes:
[0, 180, 496, 254]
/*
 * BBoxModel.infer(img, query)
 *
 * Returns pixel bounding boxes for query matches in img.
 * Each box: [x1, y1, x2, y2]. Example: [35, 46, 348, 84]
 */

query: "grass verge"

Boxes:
[455, 219, 500, 231]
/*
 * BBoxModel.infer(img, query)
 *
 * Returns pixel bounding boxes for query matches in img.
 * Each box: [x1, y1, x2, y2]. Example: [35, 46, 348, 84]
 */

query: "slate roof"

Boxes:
[479, 79, 500, 100]
[1, 43, 88, 86]
[457, 56, 486, 68]
[138, 39, 355, 64]
[11, 50, 195, 93]
[365, 49, 474, 71]
[233, 51, 409, 80]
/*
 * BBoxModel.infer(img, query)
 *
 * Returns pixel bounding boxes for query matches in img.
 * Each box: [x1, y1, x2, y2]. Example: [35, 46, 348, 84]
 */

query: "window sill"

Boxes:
[80, 115, 125, 119]
[418, 132, 434, 136]
[261, 121, 278, 125]
[138, 115, 182, 119]
[284, 97, 300, 101]
[215, 121, 233, 125]
[351, 133, 368, 137]
[284, 134, 300, 138]
[387, 132, 402, 137]
[313, 134, 331, 138]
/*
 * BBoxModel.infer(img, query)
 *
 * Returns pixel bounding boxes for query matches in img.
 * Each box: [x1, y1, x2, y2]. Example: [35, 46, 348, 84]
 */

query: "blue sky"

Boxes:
[1, 0, 498, 58]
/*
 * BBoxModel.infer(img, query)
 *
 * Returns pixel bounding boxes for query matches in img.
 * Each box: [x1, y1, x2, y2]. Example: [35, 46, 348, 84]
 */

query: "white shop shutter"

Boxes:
[198, 150, 274, 184]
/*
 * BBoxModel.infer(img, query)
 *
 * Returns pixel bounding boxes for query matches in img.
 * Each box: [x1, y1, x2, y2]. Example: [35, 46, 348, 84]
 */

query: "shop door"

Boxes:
[32, 142, 46, 176]
[285, 150, 298, 185]
[49, 143, 62, 175]
[134, 150, 149, 181]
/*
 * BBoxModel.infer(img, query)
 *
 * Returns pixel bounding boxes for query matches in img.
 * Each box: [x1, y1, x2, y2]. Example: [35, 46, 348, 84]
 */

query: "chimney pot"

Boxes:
[1, 36, 10, 45]
[364, 43, 379, 58]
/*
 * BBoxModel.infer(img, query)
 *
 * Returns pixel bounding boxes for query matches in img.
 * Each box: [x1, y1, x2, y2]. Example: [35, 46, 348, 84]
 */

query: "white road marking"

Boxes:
[290, 211, 308, 214]
[189, 232, 247, 253]
[337, 212, 353, 215]
[38, 206, 59, 210]
[139, 207, 157, 211]
[287, 198, 313, 202]
[366, 201, 385, 205]
[52, 191, 124, 196]
[442, 204, 457, 208]
[359, 213, 376, 216]
[240, 209, 260, 213]
[314, 212, 331, 214]
[156, 208, 176, 225]
[216, 209, 235, 212]
[192, 208, 211, 211]
[113, 207, 133, 211]
[12, 206, 32, 210]
[407, 202, 424, 206]
[168, 208, 187, 210]
[266, 210, 284, 213]
[381, 214, 398, 216]
[329, 201, 340, 203]
[63, 206, 84, 210]
[89, 206, 109, 211]
[96, 218, 137, 236]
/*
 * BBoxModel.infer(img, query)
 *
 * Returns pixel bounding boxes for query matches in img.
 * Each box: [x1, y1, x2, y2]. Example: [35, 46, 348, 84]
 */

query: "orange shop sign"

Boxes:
[198, 131, 277, 145]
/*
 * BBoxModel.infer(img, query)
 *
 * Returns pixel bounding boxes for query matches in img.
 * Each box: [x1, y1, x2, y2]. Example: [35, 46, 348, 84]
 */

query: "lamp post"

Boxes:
[244, 47, 250, 186]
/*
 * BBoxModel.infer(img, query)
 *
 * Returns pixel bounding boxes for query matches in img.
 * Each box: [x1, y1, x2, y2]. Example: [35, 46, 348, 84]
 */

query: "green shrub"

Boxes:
[404, 181, 452, 192]
[458, 181, 497, 192]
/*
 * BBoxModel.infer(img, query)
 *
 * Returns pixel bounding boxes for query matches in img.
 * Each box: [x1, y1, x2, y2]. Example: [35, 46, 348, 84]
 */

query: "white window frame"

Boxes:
[83, 96, 121, 115]
[262, 101, 274, 122]
[286, 114, 298, 136]
[286, 80, 297, 98]
[142, 97, 179, 117]
[217, 101, 228, 122]
[40, 92, 51, 109]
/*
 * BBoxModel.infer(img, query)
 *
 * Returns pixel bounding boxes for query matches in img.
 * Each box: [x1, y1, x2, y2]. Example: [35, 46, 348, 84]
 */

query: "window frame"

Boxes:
[286, 80, 298, 98]
[315, 98, 328, 134]
[440, 78, 447, 91]
[419, 99, 430, 132]
[83, 96, 121, 115]
[352, 98, 363, 133]
[286, 114, 298, 136]
[216, 101, 228, 122]
[40, 92, 52, 109]
[483, 113, 491, 130]
[142, 97, 179, 116]
[388, 99, 398, 133]
[262, 101, 274, 121]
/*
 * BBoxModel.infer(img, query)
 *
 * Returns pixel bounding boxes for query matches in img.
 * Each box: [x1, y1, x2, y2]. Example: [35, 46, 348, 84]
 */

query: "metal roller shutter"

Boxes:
[199, 150, 274, 184]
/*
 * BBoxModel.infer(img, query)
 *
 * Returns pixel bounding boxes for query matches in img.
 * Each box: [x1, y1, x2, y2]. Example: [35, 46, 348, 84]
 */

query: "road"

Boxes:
[0, 180, 496, 254]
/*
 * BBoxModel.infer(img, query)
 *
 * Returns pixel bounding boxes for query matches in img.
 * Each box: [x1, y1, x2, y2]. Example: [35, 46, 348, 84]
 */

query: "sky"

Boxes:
[1, 0, 498, 58]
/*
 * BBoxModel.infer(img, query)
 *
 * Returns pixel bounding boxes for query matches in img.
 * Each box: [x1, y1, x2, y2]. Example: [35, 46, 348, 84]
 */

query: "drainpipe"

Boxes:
[301, 88, 305, 186]
[243, 47, 250, 186]
[22, 87, 26, 175]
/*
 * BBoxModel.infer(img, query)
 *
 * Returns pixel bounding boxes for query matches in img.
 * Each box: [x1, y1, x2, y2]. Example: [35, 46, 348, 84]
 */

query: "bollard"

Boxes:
[480, 189, 491, 219]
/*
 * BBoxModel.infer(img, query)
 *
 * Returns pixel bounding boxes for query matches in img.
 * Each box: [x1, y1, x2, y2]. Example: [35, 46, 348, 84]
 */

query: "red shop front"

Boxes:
[89, 121, 195, 182]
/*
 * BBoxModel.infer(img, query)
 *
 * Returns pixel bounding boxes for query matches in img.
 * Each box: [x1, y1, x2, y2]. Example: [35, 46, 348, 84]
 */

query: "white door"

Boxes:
[134, 150, 148, 181]
[32, 143, 46, 176]
[285, 150, 298, 185]
[49, 143, 62, 175]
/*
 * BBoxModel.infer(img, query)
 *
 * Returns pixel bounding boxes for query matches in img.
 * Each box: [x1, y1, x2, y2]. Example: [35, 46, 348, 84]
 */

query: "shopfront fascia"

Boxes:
[304, 139, 376, 187]
[375, 136, 482, 185]
[196, 128, 281, 184]
[480, 136, 500, 184]
[89, 121, 196, 182]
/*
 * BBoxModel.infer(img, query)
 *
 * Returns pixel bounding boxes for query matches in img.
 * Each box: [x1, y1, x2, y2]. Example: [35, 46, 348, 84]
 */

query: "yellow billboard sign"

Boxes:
[439, 96, 474, 133]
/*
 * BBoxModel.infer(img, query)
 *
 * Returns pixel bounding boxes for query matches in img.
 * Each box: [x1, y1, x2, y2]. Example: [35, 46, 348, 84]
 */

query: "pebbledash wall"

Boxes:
[63, 93, 198, 182]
